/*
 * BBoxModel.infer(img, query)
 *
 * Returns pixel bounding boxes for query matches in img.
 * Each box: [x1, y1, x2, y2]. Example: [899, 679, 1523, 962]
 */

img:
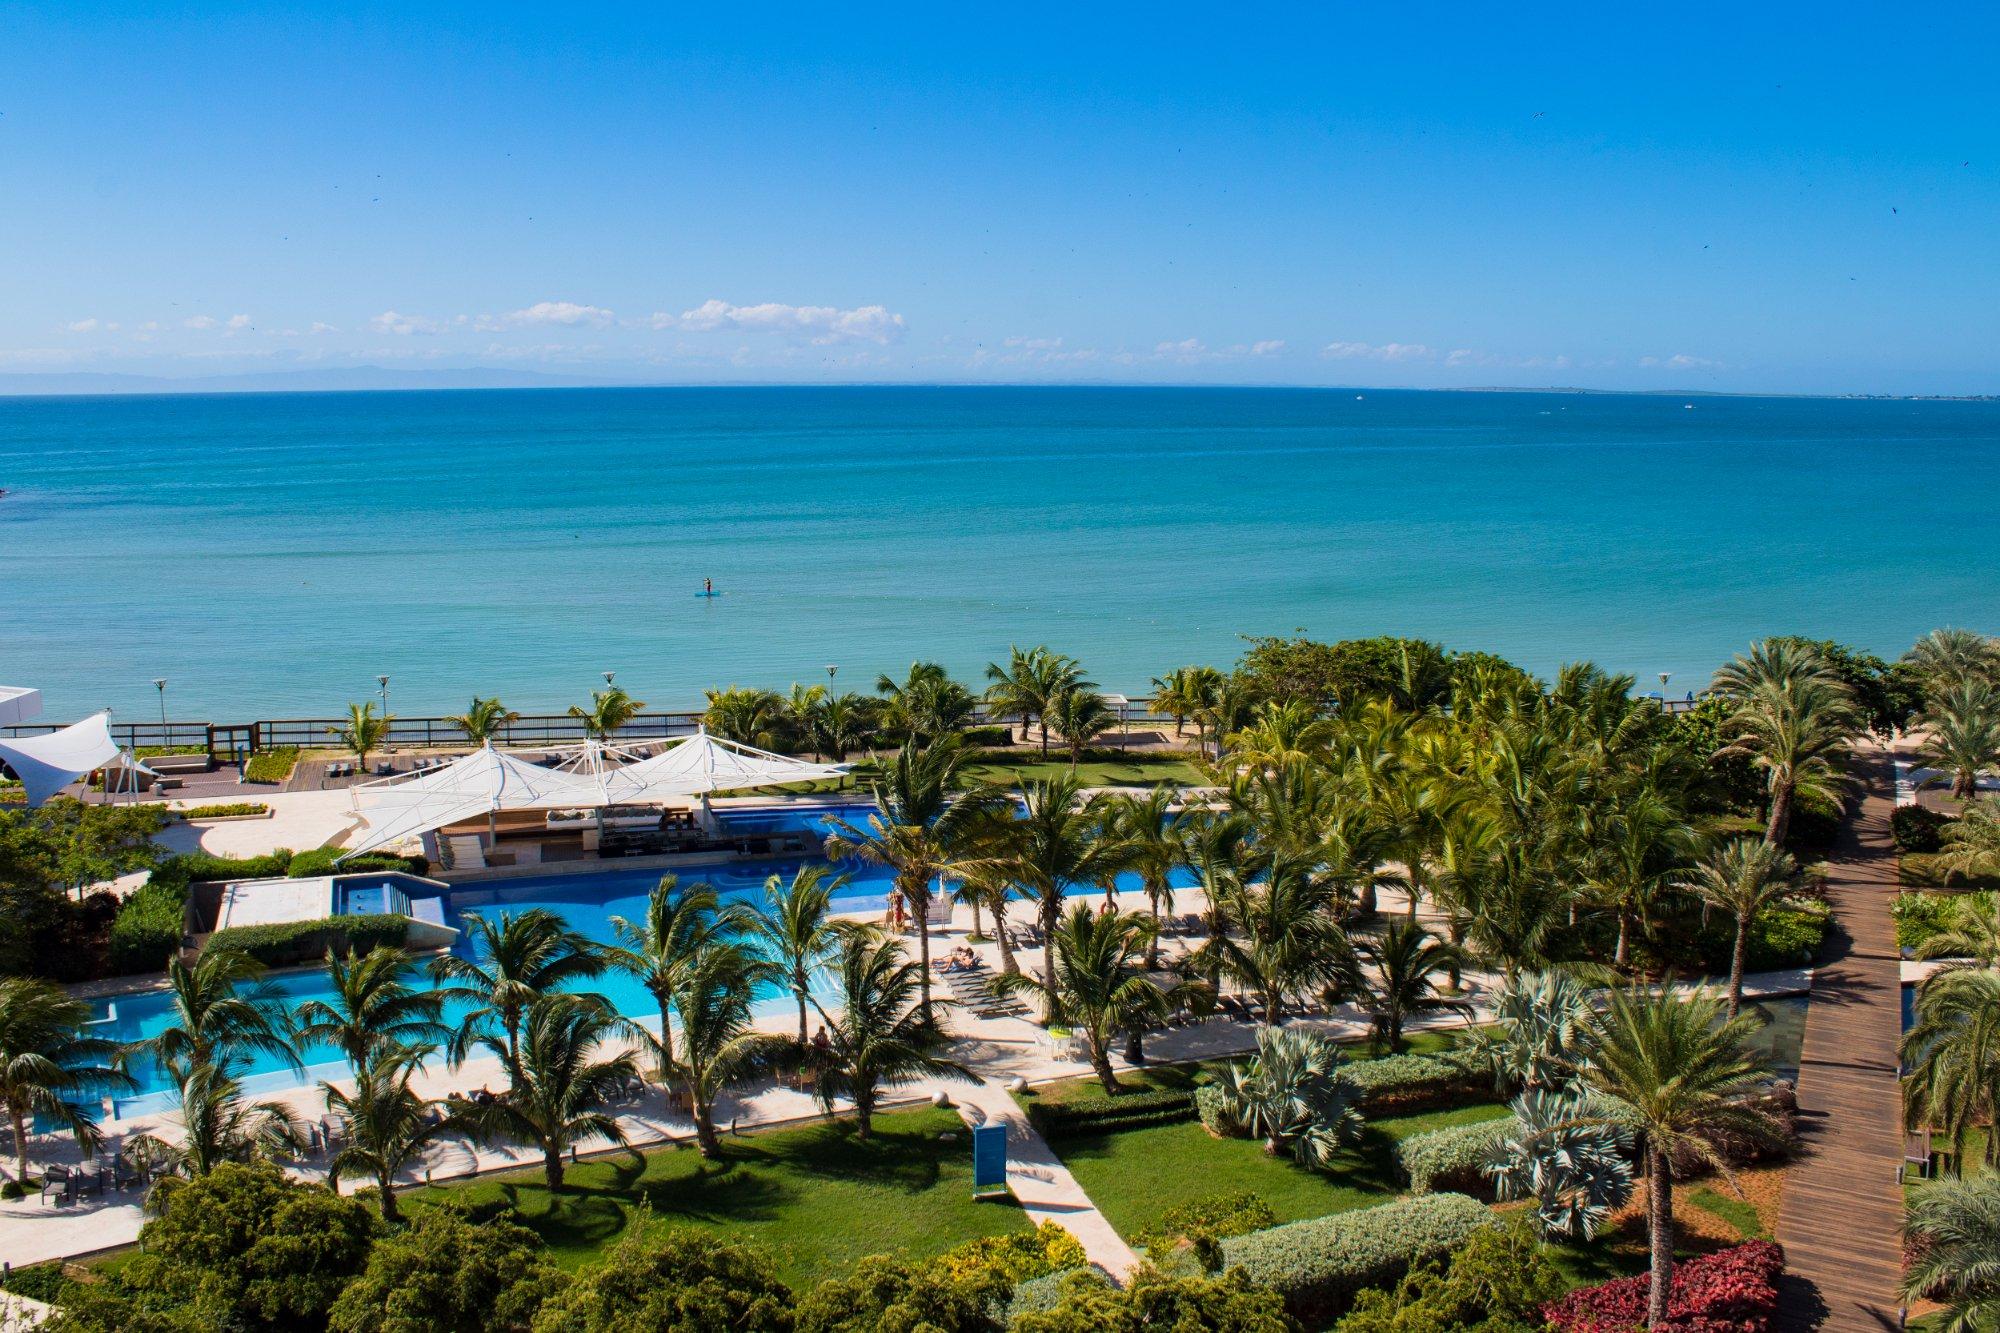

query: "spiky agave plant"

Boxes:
[1212, 1026, 1363, 1169]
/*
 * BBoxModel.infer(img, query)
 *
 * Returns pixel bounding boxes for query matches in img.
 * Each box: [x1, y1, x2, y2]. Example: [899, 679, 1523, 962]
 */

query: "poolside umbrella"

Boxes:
[343, 742, 611, 858]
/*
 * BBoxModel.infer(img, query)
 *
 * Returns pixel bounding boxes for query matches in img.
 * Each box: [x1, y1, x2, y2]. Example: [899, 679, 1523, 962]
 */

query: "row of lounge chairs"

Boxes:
[933, 955, 1030, 1020]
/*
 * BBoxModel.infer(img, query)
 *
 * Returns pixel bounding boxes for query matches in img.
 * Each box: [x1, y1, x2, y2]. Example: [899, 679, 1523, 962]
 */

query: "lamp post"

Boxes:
[153, 678, 166, 727]
[1658, 672, 1672, 709]
[825, 664, 838, 689]
[603, 671, 616, 689]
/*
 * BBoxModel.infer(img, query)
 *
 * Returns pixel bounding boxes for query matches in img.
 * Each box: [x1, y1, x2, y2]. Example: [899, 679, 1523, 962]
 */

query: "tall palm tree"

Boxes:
[1920, 681, 2000, 800]
[1106, 787, 1182, 966]
[1045, 687, 1116, 771]
[813, 692, 878, 763]
[292, 946, 448, 1074]
[1196, 675, 1260, 762]
[1225, 700, 1337, 771]
[468, 993, 638, 1188]
[1585, 786, 1692, 969]
[1175, 806, 1254, 940]
[0, 977, 134, 1182]
[331, 702, 392, 772]
[1193, 852, 1359, 1026]
[986, 774, 1135, 1013]
[824, 739, 1008, 1008]
[145, 1057, 306, 1177]
[1576, 985, 1787, 1329]
[701, 686, 787, 749]
[781, 682, 829, 756]
[606, 877, 749, 1075]
[445, 696, 518, 745]
[809, 931, 972, 1139]
[1906, 628, 2000, 694]
[950, 862, 1023, 975]
[1350, 918, 1469, 1053]
[1711, 639, 1858, 846]
[1935, 800, 2000, 885]
[751, 865, 846, 1045]
[1682, 838, 1803, 1017]
[658, 944, 782, 1157]
[1902, 1169, 2000, 1330]
[1903, 968, 2000, 1175]
[568, 686, 646, 741]
[995, 905, 1170, 1093]
[322, 1047, 455, 1222]
[985, 646, 1086, 755]
[875, 662, 976, 744]
[431, 909, 606, 1091]
[1151, 665, 1223, 743]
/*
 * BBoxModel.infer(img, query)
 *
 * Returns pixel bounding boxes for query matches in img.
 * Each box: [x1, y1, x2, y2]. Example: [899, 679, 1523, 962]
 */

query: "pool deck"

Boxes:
[1775, 741, 1907, 1333]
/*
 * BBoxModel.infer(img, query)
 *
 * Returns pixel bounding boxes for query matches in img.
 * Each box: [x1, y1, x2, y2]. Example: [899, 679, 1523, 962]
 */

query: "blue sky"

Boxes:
[3, 3, 1996, 393]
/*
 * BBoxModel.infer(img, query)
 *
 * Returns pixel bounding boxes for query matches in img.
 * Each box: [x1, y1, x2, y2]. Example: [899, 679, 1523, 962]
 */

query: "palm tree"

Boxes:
[813, 693, 878, 763]
[809, 931, 973, 1139]
[1350, 919, 1469, 1053]
[751, 865, 846, 1045]
[1045, 687, 1116, 771]
[1194, 852, 1359, 1025]
[322, 1048, 455, 1222]
[1210, 1026, 1363, 1167]
[1468, 970, 1600, 1095]
[951, 863, 1022, 975]
[875, 662, 976, 744]
[292, 946, 448, 1074]
[702, 686, 787, 749]
[1196, 675, 1260, 762]
[445, 696, 518, 745]
[1935, 800, 2000, 885]
[986, 646, 1086, 755]
[1106, 788, 1182, 966]
[1225, 700, 1337, 771]
[1902, 1169, 2000, 1330]
[0, 977, 134, 1182]
[659, 944, 782, 1157]
[1915, 892, 2000, 969]
[139, 950, 298, 1077]
[1906, 627, 2000, 693]
[1176, 807, 1253, 940]
[468, 993, 638, 1188]
[606, 877, 748, 1075]
[782, 683, 829, 756]
[331, 701, 392, 772]
[1151, 666, 1221, 742]
[1903, 968, 2000, 1175]
[995, 905, 1169, 1093]
[1920, 681, 2000, 800]
[1682, 838, 1803, 1017]
[431, 909, 606, 1092]
[824, 739, 1008, 1008]
[143, 1057, 305, 1177]
[1576, 985, 1788, 1329]
[1712, 640, 1858, 845]
[568, 686, 646, 741]
[1585, 785, 1692, 969]
[986, 774, 1135, 1014]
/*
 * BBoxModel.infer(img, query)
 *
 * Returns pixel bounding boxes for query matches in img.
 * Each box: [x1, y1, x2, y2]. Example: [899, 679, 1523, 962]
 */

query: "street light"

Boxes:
[377, 675, 390, 715]
[603, 671, 616, 688]
[825, 664, 838, 687]
[1658, 672, 1672, 709]
[153, 678, 167, 727]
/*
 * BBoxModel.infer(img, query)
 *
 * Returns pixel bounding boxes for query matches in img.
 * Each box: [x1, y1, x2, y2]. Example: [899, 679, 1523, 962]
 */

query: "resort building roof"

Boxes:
[0, 710, 154, 807]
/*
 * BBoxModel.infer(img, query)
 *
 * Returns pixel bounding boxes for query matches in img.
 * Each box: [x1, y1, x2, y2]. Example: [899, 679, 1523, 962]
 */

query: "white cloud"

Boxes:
[370, 310, 448, 336]
[484, 301, 615, 330]
[309, 322, 338, 335]
[183, 315, 219, 330]
[1249, 340, 1286, 356]
[665, 299, 907, 345]
[1154, 338, 1210, 362]
[1640, 353, 1719, 371]
[64, 318, 116, 333]
[1321, 341, 1435, 362]
[225, 314, 252, 331]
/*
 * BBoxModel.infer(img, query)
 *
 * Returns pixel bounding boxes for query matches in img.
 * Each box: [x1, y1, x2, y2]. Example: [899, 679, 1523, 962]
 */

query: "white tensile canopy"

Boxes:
[342, 732, 849, 857]
[0, 711, 156, 807]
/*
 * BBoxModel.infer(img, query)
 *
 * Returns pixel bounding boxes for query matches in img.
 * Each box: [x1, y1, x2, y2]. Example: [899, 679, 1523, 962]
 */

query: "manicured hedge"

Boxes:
[1005, 1268, 1113, 1324]
[1025, 1085, 1198, 1138]
[151, 850, 295, 891]
[1218, 1192, 1495, 1324]
[286, 847, 429, 878]
[242, 746, 300, 784]
[109, 851, 299, 974]
[1396, 1115, 1517, 1196]
[204, 913, 410, 967]
[1336, 1052, 1489, 1112]
[1134, 1190, 1277, 1258]
[1893, 804, 1953, 854]
[1544, 1239, 1784, 1332]
[960, 726, 1016, 746]
[1194, 1081, 1238, 1136]
[175, 802, 270, 820]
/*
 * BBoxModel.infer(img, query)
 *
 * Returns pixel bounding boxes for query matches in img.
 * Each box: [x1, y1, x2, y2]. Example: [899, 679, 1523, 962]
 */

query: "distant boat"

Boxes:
[1683, 403, 1695, 410]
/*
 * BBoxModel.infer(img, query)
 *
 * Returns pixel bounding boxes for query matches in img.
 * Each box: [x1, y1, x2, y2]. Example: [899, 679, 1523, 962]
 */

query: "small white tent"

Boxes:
[0, 712, 155, 807]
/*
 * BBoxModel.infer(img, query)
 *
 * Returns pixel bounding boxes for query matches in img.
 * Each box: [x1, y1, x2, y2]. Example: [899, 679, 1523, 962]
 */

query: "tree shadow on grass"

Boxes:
[495, 1182, 631, 1250]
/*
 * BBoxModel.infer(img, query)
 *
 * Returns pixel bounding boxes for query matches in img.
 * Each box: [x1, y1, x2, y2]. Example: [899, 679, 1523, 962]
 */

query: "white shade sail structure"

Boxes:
[0, 711, 156, 807]
[341, 732, 850, 857]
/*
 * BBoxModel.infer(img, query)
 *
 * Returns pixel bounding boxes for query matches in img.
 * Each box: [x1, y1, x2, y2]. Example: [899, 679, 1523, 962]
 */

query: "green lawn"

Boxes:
[1051, 1100, 1511, 1243]
[397, 1107, 1031, 1289]
[961, 749, 1206, 789]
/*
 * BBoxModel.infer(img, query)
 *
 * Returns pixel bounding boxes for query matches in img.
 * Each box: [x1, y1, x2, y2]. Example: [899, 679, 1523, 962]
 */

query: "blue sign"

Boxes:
[972, 1123, 1007, 1195]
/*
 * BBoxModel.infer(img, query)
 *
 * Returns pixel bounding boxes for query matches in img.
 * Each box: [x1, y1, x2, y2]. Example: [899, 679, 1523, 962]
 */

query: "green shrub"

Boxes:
[1893, 804, 1953, 854]
[1335, 1052, 1487, 1112]
[1134, 1190, 1278, 1260]
[176, 802, 271, 820]
[151, 850, 295, 891]
[0, 1261, 68, 1302]
[1005, 1268, 1112, 1325]
[108, 883, 191, 974]
[1694, 902, 1829, 973]
[286, 847, 429, 878]
[1024, 1085, 1197, 1138]
[1194, 1082, 1239, 1136]
[1396, 1116, 1517, 1196]
[0, 1180, 24, 1203]
[205, 914, 410, 968]
[1897, 892, 1993, 953]
[1785, 789, 1842, 855]
[959, 726, 1016, 746]
[1334, 1216, 1567, 1333]
[242, 747, 300, 784]
[1011, 1267, 1294, 1331]
[1217, 1192, 1495, 1325]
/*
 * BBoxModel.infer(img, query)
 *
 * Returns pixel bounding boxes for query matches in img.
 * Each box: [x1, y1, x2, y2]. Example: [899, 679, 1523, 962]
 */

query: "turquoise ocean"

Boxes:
[2, 385, 1996, 721]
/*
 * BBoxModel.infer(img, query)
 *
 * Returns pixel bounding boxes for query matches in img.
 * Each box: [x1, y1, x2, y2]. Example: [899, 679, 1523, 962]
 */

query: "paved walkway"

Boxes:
[956, 1080, 1142, 1277]
[1775, 744, 1906, 1332]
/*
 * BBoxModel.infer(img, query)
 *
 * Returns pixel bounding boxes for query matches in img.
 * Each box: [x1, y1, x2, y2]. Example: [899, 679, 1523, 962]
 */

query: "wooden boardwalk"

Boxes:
[1775, 747, 1906, 1331]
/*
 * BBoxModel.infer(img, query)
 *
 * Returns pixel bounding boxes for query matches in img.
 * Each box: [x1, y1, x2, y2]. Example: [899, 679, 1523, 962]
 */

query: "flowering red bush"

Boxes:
[1544, 1240, 1784, 1333]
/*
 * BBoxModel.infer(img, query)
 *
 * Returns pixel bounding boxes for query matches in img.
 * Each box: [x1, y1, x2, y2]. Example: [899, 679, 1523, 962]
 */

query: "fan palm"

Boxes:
[1575, 984, 1788, 1328]
[291, 946, 448, 1075]
[984, 774, 1135, 1014]
[322, 1047, 455, 1221]
[431, 908, 606, 1092]
[465, 993, 638, 1188]
[1920, 681, 2000, 800]
[445, 696, 518, 745]
[1210, 1026, 1363, 1167]
[809, 931, 973, 1139]
[1711, 639, 1858, 845]
[567, 686, 646, 741]
[1466, 969, 1600, 1095]
[1045, 686, 1116, 771]
[986, 646, 1086, 756]
[1681, 838, 1803, 1017]
[1903, 968, 2000, 1175]
[1350, 918, 1469, 1053]
[0, 976, 134, 1181]
[1192, 851, 1359, 1025]
[1105, 787, 1182, 966]
[331, 702, 392, 771]
[824, 739, 1009, 1009]
[750, 865, 846, 1044]
[1485, 1086, 1635, 1240]
[995, 905, 1170, 1092]
[1902, 1169, 2000, 1331]
[606, 877, 750, 1074]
